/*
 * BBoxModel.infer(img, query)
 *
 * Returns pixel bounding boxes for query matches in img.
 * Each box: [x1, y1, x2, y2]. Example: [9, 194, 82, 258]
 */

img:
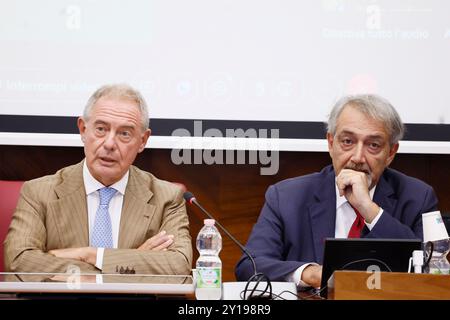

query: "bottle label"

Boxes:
[196, 267, 221, 288]
[429, 267, 450, 275]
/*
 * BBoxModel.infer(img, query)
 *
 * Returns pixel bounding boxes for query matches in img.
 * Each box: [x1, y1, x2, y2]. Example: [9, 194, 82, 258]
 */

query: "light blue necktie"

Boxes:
[90, 187, 117, 248]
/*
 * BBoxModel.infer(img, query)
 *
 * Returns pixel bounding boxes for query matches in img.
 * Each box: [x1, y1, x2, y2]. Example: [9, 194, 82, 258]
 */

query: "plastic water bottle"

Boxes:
[426, 239, 450, 274]
[195, 219, 222, 300]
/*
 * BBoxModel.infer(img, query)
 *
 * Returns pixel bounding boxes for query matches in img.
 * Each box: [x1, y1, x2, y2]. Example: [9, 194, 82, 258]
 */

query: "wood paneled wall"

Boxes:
[1, 145, 449, 281]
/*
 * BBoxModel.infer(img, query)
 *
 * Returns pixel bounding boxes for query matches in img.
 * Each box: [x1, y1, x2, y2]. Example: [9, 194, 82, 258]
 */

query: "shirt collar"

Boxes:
[335, 178, 377, 209]
[83, 160, 129, 196]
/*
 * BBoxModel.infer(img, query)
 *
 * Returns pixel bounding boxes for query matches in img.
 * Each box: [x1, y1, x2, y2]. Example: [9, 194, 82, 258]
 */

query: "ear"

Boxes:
[77, 117, 87, 143]
[138, 128, 151, 153]
[386, 143, 399, 166]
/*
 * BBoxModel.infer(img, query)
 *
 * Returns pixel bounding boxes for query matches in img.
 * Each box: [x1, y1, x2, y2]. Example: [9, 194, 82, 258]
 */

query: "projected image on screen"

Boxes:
[0, 0, 449, 146]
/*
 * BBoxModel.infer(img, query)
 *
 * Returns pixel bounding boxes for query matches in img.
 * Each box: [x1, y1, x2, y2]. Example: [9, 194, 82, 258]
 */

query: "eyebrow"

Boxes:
[93, 120, 136, 130]
[118, 125, 136, 131]
[338, 130, 385, 140]
[93, 120, 108, 126]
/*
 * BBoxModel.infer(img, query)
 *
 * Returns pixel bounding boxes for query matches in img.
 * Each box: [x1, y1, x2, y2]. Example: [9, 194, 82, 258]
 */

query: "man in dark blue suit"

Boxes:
[235, 94, 438, 288]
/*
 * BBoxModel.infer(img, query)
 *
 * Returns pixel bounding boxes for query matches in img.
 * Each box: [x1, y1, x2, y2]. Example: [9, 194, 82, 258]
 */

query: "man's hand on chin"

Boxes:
[336, 169, 380, 223]
[49, 247, 97, 266]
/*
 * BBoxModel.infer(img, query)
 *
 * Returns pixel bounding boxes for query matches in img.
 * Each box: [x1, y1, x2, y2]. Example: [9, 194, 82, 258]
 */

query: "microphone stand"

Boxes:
[184, 192, 273, 300]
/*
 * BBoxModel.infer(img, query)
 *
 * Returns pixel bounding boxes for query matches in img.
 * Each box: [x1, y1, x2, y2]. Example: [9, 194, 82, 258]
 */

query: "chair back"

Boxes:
[0, 180, 24, 272]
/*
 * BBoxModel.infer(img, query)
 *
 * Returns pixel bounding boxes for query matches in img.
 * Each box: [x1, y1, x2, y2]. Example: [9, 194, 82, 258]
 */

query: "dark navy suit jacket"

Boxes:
[235, 165, 438, 281]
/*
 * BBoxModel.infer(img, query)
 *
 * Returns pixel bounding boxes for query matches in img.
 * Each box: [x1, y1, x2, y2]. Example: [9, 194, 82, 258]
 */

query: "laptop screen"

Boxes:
[320, 238, 422, 298]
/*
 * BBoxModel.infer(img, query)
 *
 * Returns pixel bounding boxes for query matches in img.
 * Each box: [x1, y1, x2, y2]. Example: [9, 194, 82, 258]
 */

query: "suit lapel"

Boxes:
[373, 171, 397, 215]
[308, 167, 337, 263]
[49, 161, 89, 247]
[118, 167, 156, 248]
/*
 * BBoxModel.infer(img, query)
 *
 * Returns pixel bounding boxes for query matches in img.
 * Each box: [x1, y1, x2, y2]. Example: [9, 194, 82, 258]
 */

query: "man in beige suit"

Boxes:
[4, 84, 192, 275]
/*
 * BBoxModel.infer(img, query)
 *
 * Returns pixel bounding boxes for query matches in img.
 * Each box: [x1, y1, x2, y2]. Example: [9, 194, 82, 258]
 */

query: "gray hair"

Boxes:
[83, 84, 149, 131]
[326, 94, 405, 145]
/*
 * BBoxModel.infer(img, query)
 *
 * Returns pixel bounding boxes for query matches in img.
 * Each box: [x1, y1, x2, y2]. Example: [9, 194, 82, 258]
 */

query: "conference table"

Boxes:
[0, 272, 194, 300]
[0, 272, 305, 301]
[328, 270, 450, 300]
[2, 271, 450, 300]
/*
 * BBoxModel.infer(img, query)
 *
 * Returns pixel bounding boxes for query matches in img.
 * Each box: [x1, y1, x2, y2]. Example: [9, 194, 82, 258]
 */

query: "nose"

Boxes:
[103, 131, 117, 151]
[350, 142, 366, 164]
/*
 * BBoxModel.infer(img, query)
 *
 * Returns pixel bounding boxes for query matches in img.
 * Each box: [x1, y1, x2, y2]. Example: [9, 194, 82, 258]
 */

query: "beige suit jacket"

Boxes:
[4, 161, 192, 275]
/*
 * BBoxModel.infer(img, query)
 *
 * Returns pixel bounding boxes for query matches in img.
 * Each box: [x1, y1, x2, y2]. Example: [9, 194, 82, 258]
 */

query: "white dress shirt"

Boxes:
[287, 183, 383, 287]
[83, 161, 129, 270]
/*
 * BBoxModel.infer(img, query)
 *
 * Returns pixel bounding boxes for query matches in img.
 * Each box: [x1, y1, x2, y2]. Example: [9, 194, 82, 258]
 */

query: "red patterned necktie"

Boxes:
[347, 206, 365, 238]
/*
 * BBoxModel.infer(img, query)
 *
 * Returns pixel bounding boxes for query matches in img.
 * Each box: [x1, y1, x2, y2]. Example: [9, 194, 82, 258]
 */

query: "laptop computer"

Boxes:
[320, 238, 422, 298]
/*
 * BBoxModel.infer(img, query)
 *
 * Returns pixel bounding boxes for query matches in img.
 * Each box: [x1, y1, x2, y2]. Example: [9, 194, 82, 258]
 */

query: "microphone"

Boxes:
[183, 191, 272, 300]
